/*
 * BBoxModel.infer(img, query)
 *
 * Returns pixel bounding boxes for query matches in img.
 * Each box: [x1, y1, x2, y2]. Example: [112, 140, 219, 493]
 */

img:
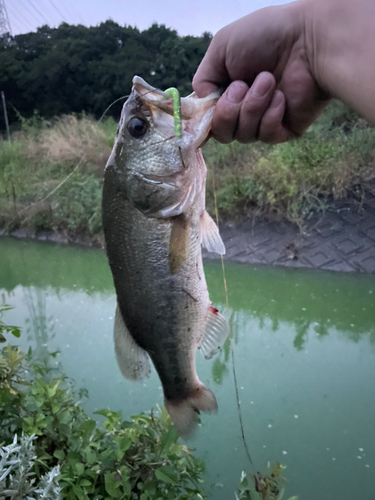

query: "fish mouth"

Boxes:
[132, 76, 172, 102]
[127, 76, 221, 149]
[132, 76, 192, 121]
[130, 75, 220, 125]
[132, 77, 177, 121]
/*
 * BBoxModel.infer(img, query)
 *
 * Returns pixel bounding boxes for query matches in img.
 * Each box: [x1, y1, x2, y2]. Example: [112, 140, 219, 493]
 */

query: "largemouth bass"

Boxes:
[102, 76, 230, 436]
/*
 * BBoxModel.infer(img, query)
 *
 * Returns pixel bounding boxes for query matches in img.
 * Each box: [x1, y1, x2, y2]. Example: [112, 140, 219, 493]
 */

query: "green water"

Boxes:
[2, 236, 375, 500]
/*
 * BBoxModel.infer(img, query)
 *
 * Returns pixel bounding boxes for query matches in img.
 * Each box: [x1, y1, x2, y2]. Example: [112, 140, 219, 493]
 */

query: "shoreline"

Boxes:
[0, 227, 103, 249]
[2, 198, 375, 274]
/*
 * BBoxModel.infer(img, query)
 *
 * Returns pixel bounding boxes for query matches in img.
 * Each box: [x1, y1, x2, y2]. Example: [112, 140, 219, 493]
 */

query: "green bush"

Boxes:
[0, 306, 298, 500]
[2, 101, 375, 238]
[236, 466, 297, 500]
[0, 305, 206, 500]
[0, 140, 26, 199]
[32, 172, 103, 234]
[0, 115, 110, 237]
[0, 433, 61, 500]
[100, 118, 118, 149]
[204, 101, 375, 223]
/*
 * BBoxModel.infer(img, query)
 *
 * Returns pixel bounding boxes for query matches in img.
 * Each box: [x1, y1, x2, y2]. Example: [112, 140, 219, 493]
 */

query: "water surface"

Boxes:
[1, 237, 375, 500]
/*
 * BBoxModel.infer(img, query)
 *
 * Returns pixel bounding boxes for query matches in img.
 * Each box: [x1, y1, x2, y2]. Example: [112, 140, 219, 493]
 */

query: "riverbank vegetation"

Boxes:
[205, 100, 375, 223]
[1, 100, 375, 242]
[0, 304, 207, 499]
[0, 304, 297, 499]
[1, 22, 375, 240]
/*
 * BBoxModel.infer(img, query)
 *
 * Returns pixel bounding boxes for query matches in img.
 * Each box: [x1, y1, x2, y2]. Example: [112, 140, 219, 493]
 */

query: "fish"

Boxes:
[102, 76, 230, 436]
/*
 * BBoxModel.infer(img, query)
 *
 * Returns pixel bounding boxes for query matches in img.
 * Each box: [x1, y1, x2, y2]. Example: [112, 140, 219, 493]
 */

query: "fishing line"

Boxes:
[5, 95, 129, 231]
[211, 165, 254, 468]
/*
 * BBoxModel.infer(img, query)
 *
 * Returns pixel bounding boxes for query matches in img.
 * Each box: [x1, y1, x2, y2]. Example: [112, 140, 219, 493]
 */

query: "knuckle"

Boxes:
[242, 96, 269, 115]
[216, 100, 240, 125]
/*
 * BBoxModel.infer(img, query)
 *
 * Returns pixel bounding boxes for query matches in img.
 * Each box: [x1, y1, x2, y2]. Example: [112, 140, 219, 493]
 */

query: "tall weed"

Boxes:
[0, 116, 111, 236]
[1, 101, 375, 237]
[204, 103, 375, 223]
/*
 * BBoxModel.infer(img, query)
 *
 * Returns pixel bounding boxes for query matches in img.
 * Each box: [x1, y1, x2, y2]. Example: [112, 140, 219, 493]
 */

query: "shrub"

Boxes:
[0, 304, 207, 500]
[236, 466, 297, 500]
[0, 306, 298, 500]
[0, 433, 61, 500]
[204, 101, 375, 223]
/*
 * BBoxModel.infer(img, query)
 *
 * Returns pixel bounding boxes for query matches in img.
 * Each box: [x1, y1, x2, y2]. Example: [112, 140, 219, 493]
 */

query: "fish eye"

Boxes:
[127, 117, 148, 138]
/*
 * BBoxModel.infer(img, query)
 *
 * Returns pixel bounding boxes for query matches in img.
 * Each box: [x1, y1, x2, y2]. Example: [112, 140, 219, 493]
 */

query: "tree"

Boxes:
[0, 22, 211, 132]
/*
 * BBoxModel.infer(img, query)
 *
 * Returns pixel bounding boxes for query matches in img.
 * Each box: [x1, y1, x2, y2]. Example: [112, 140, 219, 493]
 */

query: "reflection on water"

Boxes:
[23, 287, 57, 357]
[1, 237, 375, 500]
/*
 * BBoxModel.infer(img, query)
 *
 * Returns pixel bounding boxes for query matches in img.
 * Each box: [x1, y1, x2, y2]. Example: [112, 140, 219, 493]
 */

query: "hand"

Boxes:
[193, 1, 330, 144]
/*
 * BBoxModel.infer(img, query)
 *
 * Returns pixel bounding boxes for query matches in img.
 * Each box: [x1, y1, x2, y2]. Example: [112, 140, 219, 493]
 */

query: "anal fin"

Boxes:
[198, 305, 230, 360]
[114, 304, 151, 380]
[201, 210, 226, 255]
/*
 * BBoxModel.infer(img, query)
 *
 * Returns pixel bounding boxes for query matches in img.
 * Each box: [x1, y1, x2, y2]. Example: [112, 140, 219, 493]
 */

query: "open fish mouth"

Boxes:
[130, 75, 220, 148]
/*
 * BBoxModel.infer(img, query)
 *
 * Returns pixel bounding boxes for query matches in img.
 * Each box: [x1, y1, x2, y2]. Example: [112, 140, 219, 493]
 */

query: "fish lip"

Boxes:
[131, 76, 192, 121]
[132, 76, 172, 101]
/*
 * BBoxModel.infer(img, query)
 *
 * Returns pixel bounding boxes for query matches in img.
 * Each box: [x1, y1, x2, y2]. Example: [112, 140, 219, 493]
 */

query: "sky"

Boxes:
[6, 0, 290, 38]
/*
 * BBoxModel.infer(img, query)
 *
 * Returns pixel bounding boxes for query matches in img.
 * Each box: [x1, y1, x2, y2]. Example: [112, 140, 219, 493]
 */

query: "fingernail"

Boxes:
[227, 81, 248, 103]
[270, 91, 283, 109]
[251, 73, 272, 98]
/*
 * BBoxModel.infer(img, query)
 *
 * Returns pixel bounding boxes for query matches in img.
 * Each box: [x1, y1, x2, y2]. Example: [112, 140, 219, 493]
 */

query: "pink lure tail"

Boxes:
[164, 382, 218, 437]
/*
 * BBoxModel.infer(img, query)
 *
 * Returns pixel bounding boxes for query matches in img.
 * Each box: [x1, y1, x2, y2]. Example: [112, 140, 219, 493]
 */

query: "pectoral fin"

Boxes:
[201, 210, 226, 255]
[114, 304, 151, 380]
[168, 215, 190, 274]
[198, 305, 230, 359]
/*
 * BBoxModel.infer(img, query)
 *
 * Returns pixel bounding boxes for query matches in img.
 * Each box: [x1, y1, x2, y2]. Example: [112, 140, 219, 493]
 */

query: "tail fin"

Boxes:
[164, 382, 217, 437]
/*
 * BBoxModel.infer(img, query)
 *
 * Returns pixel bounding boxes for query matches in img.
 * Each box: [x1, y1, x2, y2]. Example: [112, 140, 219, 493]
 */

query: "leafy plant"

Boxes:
[0, 303, 21, 343]
[204, 101, 375, 224]
[0, 433, 61, 500]
[236, 463, 297, 500]
[0, 308, 301, 500]
[0, 330, 207, 499]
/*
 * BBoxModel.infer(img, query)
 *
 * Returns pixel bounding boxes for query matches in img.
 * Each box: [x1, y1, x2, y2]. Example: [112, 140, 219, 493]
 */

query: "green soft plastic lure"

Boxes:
[165, 87, 183, 139]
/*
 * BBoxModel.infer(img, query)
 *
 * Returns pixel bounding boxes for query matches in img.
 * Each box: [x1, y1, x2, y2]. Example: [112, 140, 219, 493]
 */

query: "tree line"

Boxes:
[0, 22, 212, 131]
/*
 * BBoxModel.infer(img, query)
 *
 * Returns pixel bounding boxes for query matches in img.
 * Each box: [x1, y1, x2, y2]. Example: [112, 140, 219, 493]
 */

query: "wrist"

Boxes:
[297, 0, 333, 95]
[299, 0, 375, 122]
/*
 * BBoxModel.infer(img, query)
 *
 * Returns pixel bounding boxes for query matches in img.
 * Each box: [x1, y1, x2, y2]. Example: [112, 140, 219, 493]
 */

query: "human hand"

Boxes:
[193, 1, 330, 144]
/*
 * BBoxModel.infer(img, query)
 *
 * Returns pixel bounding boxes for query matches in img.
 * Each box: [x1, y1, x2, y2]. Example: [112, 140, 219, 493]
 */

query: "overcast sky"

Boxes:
[6, 0, 290, 37]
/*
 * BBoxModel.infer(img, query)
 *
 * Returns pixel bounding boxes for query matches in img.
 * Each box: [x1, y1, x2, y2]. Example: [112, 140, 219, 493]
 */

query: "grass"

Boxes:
[0, 115, 117, 242]
[0, 100, 374, 241]
[204, 100, 375, 224]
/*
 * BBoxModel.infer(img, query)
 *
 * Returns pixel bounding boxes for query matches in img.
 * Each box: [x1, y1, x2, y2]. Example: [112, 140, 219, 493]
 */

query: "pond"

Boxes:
[1, 236, 375, 500]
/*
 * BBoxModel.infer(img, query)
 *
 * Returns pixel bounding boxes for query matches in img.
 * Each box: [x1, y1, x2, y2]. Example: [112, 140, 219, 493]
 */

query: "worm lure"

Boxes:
[165, 87, 183, 139]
